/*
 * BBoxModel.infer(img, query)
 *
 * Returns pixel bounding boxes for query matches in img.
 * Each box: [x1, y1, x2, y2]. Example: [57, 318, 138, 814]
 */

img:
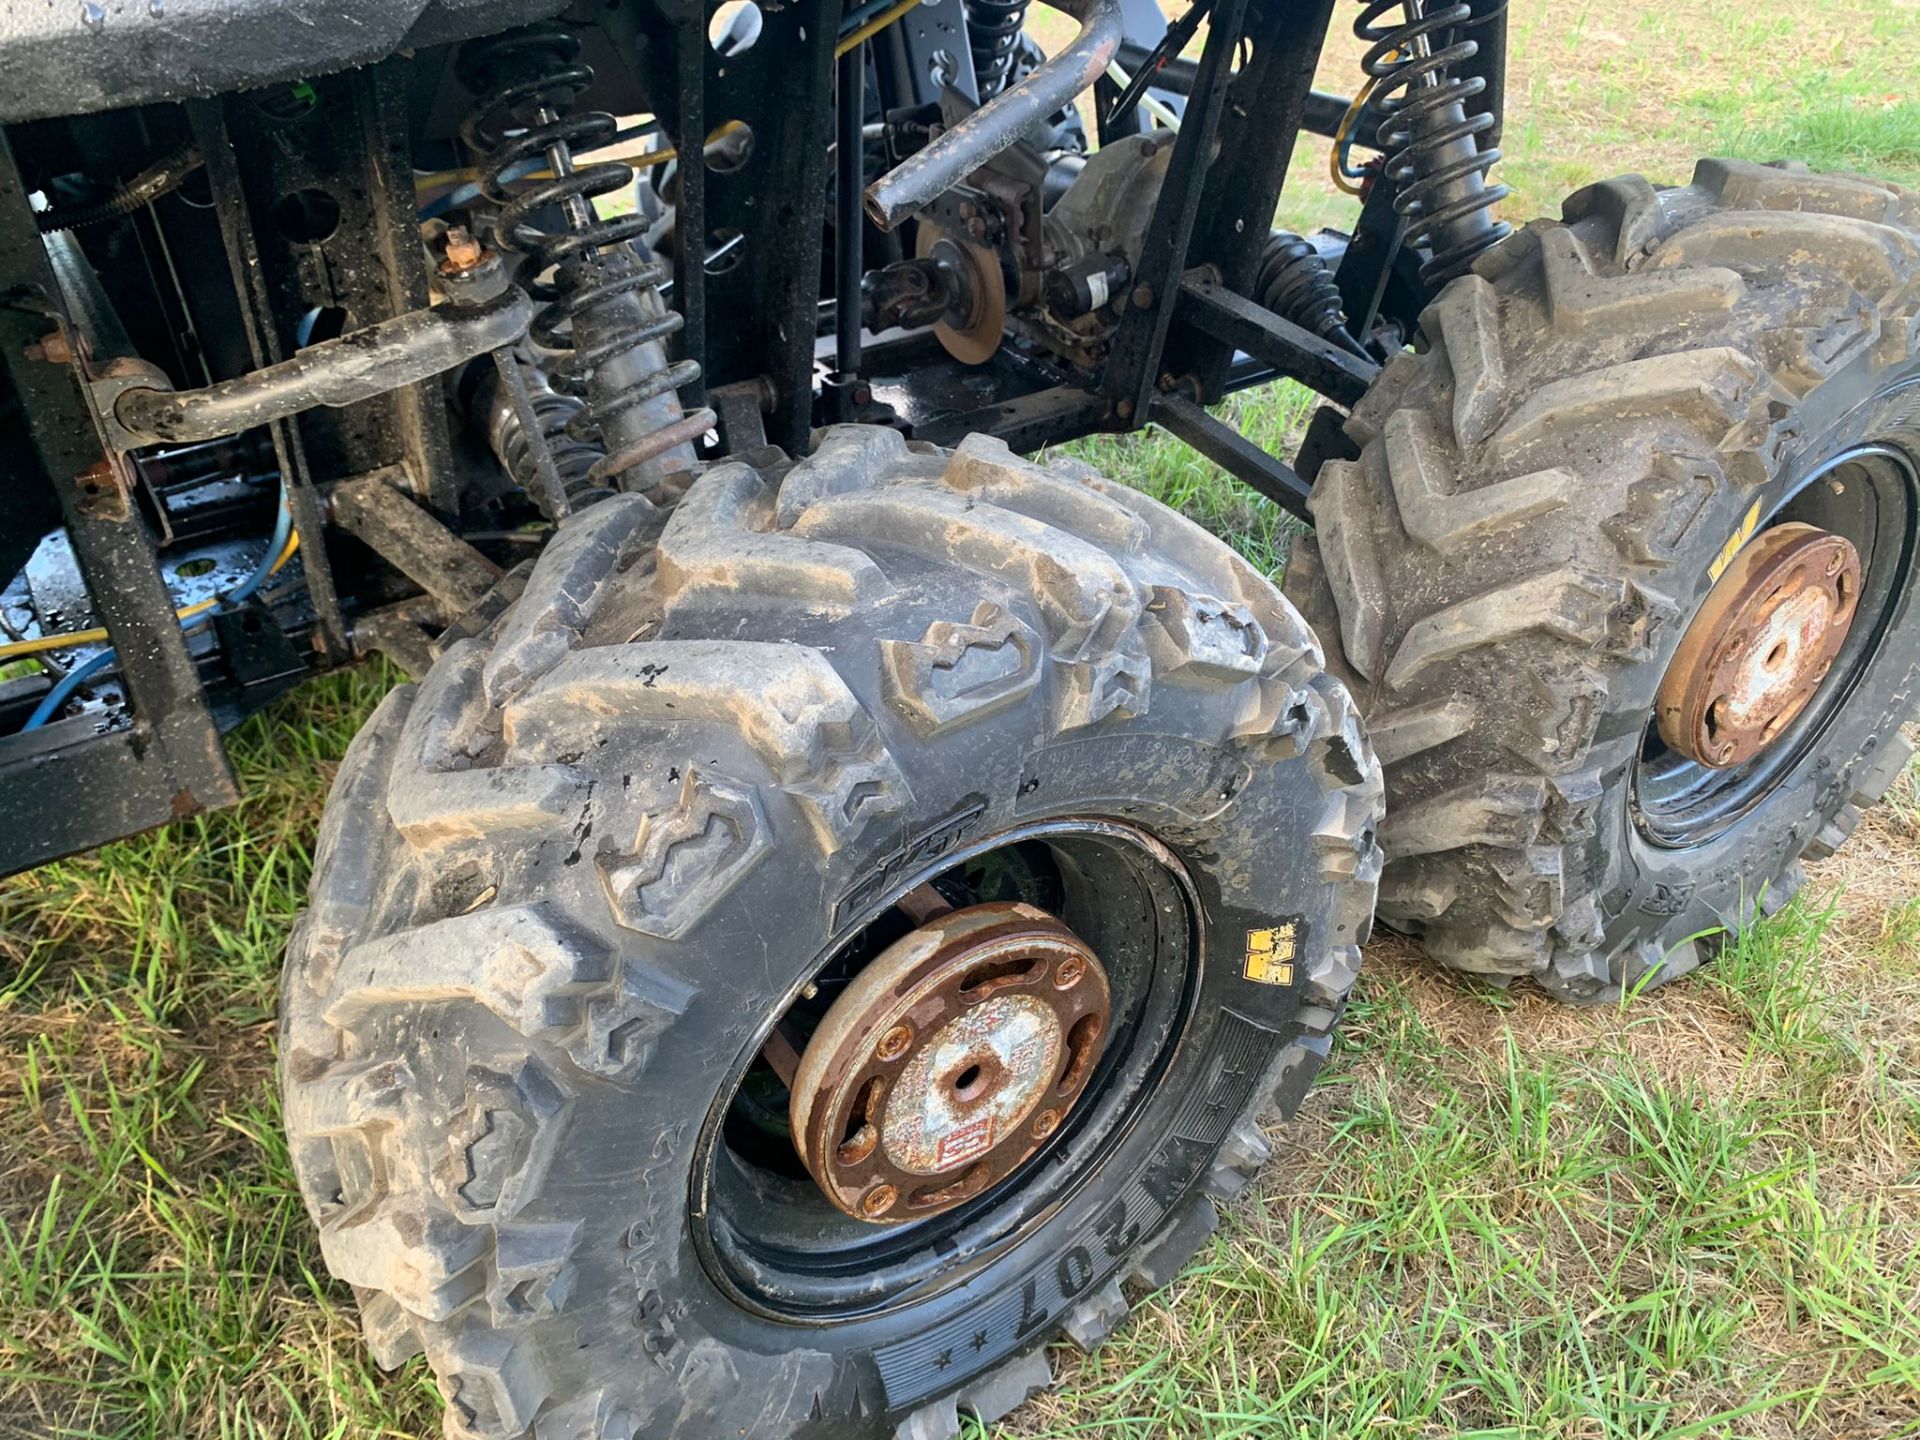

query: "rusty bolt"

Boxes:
[1115, 398, 1135, 421]
[1031, 1109, 1061, 1141]
[440, 225, 486, 273]
[861, 1183, 899, 1218]
[1130, 284, 1154, 310]
[875, 1023, 914, 1063]
[25, 329, 72, 365]
[1054, 956, 1085, 990]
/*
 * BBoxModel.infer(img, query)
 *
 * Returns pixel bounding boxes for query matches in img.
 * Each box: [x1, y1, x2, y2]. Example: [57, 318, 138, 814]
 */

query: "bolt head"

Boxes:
[1031, 1109, 1061, 1140]
[875, 1023, 913, 1062]
[1130, 284, 1154, 310]
[861, 1183, 899, 1217]
[1054, 956, 1084, 989]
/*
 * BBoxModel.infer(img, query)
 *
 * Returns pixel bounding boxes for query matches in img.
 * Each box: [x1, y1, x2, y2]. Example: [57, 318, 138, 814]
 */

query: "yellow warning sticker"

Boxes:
[1244, 922, 1299, 986]
[1708, 498, 1763, 583]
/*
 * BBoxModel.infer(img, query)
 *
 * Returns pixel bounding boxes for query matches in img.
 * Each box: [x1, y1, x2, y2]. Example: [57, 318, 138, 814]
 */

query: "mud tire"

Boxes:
[1285, 158, 1920, 1002]
[281, 426, 1383, 1438]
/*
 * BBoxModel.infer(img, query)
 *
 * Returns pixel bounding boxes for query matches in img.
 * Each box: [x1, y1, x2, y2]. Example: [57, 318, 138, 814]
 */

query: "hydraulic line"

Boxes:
[33, 142, 203, 232]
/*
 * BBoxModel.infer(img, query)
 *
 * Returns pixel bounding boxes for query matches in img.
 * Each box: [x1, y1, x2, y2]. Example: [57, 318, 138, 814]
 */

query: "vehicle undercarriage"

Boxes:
[2, 1, 1916, 1435]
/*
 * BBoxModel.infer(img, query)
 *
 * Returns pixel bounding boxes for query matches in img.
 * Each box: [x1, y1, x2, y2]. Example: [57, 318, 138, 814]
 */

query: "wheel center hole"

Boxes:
[946, 1051, 1004, 1103]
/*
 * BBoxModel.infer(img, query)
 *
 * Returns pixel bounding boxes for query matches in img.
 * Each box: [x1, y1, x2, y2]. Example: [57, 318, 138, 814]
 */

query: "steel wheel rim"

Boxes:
[1632, 440, 1920, 850]
[689, 818, 1204, 1322]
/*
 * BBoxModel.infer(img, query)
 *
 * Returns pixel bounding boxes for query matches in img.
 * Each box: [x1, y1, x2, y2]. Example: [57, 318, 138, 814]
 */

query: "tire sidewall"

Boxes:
[566, 721, 1344, 1436]
[1594, 356, 1920, 978]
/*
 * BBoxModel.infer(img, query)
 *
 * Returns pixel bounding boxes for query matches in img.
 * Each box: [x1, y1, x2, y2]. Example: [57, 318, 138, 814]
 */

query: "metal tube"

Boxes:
[863, 0, 1124, 231]
[114, 288, 531, 447]
[835, 41, 867, 377]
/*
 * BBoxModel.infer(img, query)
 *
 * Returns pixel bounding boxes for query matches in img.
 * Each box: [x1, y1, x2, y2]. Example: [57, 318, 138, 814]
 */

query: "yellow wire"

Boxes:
[1330, 63, 1394, 197]
[837, 0, 923, 57]
[0, 531, 301, 666]
[413, 119, 762, 197]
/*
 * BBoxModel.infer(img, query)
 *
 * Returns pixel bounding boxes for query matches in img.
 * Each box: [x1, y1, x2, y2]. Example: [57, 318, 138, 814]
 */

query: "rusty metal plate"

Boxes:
[1657, 522, 1861, 769]
[789, 902, 1110, 1223]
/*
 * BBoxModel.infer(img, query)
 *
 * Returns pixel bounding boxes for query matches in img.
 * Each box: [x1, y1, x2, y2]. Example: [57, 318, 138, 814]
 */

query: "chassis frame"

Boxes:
[0, 0, 1507, 874]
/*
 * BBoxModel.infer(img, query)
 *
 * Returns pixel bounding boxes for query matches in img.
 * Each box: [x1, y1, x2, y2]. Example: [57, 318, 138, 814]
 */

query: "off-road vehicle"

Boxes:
[1, 0, 1914, 1434]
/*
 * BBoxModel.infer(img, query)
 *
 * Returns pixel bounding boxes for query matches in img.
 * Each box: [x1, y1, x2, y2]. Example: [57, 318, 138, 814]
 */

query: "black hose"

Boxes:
[34, 143, 203, 232]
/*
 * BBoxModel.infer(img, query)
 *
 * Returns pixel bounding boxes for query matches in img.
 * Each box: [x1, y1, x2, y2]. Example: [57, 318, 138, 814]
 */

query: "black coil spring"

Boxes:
[1256, 232, 1362, 352]
[459, 27, 707, 486]
[499, 365, 607, 508]
[964, 0, 1031, 99]
[1355, 0, 1509, 285]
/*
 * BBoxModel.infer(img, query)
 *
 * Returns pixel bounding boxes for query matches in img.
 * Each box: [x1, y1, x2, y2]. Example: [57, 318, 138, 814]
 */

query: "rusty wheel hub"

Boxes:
[789, 901, 1111, 1223]
[1656, 522, 1862, 769]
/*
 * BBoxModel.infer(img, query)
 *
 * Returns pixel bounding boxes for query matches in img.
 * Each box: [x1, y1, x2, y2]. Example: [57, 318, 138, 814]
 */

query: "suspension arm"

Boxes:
[110, 288, 531, 448]
[863, 0, 1125, 230]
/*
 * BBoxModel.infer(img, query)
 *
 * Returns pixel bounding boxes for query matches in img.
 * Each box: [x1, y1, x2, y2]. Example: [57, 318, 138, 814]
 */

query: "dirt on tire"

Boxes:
[1287, 158, 1920, 1002]
[279, 425, 1384, 1438]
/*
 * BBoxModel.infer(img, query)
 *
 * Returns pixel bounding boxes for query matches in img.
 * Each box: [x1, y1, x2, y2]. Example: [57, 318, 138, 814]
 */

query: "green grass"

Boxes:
[1061, 384, 1317, 578]
[0, 666, 436, 1440]
[6, 5, 1920, 1439]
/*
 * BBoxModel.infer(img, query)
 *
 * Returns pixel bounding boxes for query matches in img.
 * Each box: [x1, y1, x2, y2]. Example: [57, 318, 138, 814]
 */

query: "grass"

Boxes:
[5, 5, 1920, 1438]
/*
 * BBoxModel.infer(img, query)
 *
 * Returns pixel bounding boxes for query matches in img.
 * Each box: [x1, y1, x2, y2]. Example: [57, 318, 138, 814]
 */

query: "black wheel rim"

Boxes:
[689, 818, 1204, 1322]
[1632, 439, 1920, 850]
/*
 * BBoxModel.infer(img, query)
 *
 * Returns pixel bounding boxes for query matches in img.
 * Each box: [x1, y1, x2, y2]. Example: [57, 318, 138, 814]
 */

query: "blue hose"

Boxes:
[22, 647, 121, 731]
[226, 487, 294, 608]
[22, 487, 294, 732]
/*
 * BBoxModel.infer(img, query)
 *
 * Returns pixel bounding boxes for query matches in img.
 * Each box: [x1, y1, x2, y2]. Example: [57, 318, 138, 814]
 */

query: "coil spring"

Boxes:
[1354, 0, 1509, 286]
[964, 0, 1031, 99]
[459, 27, 709, 492]
[491, 359, 606, 508]
[1256, 232, 1363, 354]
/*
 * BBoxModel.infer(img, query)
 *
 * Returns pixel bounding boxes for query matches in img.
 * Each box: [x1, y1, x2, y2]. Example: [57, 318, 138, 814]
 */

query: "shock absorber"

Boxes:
[1256, 232, 1367, 357]
[1355, 0, 1510, 286]
[458, 27, 713, 504]
[964, 0, 1031, 99]
[474, 351, 607, 508]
